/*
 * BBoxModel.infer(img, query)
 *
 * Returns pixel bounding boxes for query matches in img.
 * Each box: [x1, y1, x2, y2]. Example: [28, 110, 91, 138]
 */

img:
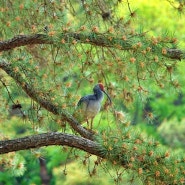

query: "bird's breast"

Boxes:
[82, 100, 102, 118]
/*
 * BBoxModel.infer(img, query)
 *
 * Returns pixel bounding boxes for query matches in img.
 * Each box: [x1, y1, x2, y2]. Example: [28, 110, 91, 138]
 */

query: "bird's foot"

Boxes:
[84, 127, 98, 134]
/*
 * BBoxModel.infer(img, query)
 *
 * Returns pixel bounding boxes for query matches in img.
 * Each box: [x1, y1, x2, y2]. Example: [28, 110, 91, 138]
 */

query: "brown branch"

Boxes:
[0, 33, 184, 60]
[0, 33, 131, 52]
[0, 34, 52, 51]
[0, 132, 103, 156]
[0, 120, 184, 184]
[0, 60, 94, 140]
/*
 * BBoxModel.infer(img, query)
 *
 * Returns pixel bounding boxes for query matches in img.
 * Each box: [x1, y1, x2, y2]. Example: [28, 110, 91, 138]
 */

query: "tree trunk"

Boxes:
[39, 157, 50, 185]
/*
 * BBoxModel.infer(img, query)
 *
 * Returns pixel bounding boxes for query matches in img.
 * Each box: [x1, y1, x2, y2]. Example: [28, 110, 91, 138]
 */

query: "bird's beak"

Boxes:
[103, 90, 112, 104]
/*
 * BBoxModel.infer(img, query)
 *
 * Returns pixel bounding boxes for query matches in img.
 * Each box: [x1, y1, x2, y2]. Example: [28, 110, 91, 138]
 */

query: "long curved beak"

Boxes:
[103, 90, 112, 104]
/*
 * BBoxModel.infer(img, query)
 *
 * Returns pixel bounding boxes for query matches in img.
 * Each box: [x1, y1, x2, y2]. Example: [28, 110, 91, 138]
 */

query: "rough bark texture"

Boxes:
[0, 132, 103, 156]
[0, 34, 51, 51]
[0, 33, 184, 60]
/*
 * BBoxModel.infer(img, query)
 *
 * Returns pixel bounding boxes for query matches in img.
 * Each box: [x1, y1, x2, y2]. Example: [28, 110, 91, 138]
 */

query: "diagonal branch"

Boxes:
[0, 59, 94, 140]
[0, 132, 103, 156]
[0, 33, 184, 60]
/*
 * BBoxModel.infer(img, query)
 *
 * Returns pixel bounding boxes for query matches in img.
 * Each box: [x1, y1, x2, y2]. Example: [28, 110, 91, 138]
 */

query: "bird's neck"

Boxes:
[94, 89, 104, 101]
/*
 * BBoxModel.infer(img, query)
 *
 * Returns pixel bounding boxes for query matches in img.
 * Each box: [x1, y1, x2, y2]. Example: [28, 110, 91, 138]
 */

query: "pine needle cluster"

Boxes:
[96, 123, 185, 184]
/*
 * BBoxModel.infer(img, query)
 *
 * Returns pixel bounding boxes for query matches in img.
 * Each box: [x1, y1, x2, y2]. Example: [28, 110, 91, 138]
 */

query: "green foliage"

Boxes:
[15, 152, 41, 185]
[0, 152, 26, 179]
[0, 0, 185, 184]
[53, 156, 113, 185]
[135, 123, 163, 142]
[96, 123, 185, 184]
[158, 118, 185, 149]
[46, 146, 69, 170]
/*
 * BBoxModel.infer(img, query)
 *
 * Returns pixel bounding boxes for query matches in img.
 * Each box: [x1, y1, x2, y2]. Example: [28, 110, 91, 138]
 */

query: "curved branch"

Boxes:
[0, 33, 131, 52]
[0, 132, 103, 157]
[0, 60, 94, 140]
[0, 33, 184, 60]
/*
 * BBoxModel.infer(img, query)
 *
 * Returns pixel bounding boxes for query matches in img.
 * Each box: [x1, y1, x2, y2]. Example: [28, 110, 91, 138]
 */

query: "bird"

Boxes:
[8, 103, 26, 118]
[76, 83, 111, 129]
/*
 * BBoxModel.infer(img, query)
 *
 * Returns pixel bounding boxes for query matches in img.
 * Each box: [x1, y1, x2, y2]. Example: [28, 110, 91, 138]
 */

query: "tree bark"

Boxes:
[0, 132, 103, 157]
[0, 33, 184, 60]
[0, 34, 51, 51]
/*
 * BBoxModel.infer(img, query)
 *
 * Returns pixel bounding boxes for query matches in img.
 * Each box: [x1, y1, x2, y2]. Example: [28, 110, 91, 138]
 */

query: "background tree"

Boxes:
[0, 0, 185, 184]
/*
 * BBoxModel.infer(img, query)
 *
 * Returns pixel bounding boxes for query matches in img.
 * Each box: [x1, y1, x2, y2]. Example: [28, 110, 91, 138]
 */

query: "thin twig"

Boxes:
[0, 78, 15, 104]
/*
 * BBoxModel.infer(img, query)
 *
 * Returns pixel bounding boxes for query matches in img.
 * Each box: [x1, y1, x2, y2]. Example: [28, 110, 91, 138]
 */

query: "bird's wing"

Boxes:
[77, 95, 96, 107]
[77, 96, 88, 107]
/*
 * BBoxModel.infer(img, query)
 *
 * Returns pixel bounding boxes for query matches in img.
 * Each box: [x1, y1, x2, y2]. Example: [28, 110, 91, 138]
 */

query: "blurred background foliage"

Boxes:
[0, 0, 185, 184]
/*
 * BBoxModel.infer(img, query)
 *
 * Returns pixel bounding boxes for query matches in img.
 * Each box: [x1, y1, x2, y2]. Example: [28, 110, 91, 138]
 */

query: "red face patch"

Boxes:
[98, 83, 104, 91]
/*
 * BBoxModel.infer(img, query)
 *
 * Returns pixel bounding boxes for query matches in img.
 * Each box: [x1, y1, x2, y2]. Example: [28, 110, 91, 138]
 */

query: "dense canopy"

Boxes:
[0, 0, 185, 184]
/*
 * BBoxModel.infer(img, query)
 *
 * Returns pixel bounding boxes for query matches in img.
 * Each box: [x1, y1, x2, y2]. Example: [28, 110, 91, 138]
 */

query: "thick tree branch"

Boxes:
[0, 34, 52, 51]
[0, 60, 94, 140]
[0, 33, 131, 51]
[0, 132, 103, 157]
[0, 33, 184, 60]
[0, 130, 184, 185]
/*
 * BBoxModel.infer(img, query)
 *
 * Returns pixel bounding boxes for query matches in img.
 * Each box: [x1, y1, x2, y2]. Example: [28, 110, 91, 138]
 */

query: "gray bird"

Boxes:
[77, 83, 111, 129]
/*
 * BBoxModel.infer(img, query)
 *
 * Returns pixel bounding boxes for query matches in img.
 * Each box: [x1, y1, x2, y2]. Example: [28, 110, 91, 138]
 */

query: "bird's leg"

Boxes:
[90, 117, 94, 130]
[86, 119, 89, 128]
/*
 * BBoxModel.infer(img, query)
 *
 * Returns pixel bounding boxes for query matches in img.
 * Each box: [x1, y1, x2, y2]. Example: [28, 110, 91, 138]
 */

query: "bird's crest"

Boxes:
[98, 83, 104, 91]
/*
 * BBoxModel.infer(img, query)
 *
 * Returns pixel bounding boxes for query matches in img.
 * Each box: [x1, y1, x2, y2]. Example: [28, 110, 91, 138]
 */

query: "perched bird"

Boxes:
[77, 83, 111, 129]
[8, 103, 25, 118]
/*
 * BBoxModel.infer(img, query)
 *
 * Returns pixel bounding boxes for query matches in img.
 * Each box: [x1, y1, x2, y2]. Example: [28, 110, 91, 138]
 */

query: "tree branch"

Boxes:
[0, 132, 103, 157]
[0, 34, 52, 51]
[0, 60, 94, 140]
[0, 33, 184, 60]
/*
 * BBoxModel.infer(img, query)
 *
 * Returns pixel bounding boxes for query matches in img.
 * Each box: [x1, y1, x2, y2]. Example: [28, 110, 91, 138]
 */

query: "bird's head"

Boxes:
[94, 83, 112, 104]
[98, 83, 105, 91]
